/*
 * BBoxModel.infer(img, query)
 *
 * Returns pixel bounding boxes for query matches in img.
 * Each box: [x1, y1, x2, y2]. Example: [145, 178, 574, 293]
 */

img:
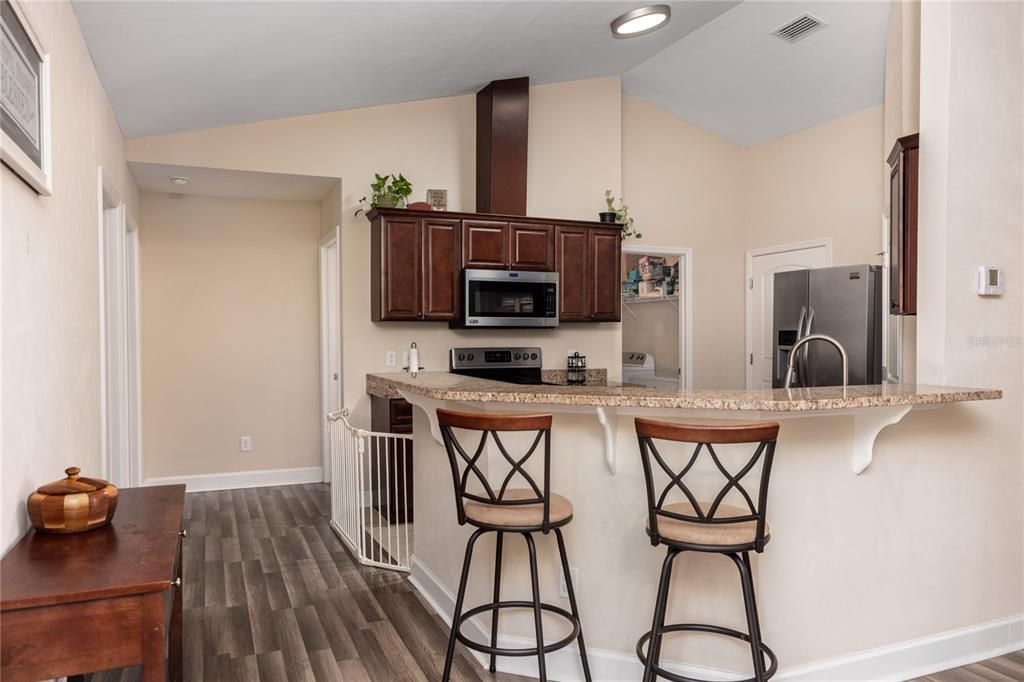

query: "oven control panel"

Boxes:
[450, 347, 542, 370]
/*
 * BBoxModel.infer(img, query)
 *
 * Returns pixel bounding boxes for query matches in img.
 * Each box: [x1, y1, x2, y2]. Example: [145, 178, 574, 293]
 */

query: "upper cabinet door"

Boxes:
[588, 227, 622, 322]
[421, 218, 461, 321]
[508, 223, 554, 271]
[462, 220, 509, 269]
[888, 133, 919, 315]
[373, 216, 421, 321]
[555, 225, 589, 321]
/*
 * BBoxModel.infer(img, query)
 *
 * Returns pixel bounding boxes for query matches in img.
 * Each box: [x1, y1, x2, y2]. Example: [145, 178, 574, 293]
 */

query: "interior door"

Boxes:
[748, 244, 830, 389]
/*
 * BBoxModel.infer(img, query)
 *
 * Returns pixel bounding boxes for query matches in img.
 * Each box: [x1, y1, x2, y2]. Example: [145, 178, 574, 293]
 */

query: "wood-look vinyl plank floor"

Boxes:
[88, 484, 527, 682]
[912, 650, 1024, 682]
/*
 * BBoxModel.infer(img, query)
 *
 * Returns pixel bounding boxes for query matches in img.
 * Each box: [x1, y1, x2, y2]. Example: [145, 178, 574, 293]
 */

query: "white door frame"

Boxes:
[745, 238, 833, 389]
[319, 226, 342, 482]
[97, 167, 143, 487]
[621, 244, 694, 389]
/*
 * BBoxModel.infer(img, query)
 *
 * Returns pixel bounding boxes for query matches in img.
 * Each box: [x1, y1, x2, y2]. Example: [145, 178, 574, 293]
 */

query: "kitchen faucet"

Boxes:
[783, 334, 848, 388]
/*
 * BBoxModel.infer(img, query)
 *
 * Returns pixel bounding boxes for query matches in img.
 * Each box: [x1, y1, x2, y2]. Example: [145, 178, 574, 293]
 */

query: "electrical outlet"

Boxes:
[240, 436, 252, 452]
[558, 565, 580, 599]
[385, 351, 397, 367]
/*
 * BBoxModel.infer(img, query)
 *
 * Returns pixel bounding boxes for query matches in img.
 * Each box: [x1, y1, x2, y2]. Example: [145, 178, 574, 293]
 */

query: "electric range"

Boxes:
[449, 346, 546, 385]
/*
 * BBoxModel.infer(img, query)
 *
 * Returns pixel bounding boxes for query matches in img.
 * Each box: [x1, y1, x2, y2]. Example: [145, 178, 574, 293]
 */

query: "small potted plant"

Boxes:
[602, 190, 642, 239]
[355, 173, 414, 216]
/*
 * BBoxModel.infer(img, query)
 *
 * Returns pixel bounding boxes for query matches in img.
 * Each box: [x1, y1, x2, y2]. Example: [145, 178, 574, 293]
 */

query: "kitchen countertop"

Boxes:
[365, 371, 1001, 411]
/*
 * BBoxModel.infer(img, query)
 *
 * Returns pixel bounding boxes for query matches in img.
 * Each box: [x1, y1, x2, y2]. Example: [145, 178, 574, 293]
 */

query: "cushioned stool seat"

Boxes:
[648, 502, 769, 547]
[465, 489, 573, 528]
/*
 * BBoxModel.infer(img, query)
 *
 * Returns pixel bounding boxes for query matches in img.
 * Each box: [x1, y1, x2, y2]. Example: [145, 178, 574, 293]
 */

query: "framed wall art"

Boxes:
[1, 0, 51, 195]
[426, 188, 447, 212]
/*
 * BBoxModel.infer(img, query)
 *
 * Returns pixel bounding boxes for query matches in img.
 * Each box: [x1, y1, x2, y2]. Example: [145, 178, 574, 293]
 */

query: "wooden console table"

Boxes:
[1, 485, 186, 682]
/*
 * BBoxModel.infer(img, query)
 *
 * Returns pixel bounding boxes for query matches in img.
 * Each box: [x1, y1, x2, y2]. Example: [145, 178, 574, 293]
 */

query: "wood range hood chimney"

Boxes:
[476, 77, 529, 215]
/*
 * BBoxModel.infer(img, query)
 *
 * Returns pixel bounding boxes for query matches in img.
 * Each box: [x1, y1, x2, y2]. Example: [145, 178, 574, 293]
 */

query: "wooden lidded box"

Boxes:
[26, 467, 119, 533]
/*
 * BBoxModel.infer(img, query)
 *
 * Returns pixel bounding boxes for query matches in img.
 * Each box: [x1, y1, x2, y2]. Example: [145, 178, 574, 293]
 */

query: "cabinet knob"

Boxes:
[179, 528, 188, 537]
[173, 577, 182, 587]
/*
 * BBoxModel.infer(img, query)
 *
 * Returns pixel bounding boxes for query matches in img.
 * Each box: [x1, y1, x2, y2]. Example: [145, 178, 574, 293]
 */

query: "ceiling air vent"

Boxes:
[772, 13, 827, 43]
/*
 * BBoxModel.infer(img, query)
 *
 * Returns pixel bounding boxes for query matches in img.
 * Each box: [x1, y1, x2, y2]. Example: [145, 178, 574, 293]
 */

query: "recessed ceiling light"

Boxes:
[169, 176, 190, 186]
[611, 5, 671, 39]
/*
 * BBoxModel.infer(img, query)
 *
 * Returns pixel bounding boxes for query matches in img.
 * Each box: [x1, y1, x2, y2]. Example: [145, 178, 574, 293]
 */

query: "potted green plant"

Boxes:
[602, 190, 642, 239]
[355, 173, 414, 216]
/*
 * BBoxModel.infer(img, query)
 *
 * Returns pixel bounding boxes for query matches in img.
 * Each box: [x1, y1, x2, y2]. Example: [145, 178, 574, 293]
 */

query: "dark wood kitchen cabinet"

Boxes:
[588, 227, 622, 321]
[369, 207, 620, 323]
[888, 133, 919, 315]
[462, 219, 509, 269]
[370, 395, 413, 523]
[555, 225, 590, 320]
[370, 213, 460, 321]
[509, 223, 554, 270]
[555, 225, 621, 322]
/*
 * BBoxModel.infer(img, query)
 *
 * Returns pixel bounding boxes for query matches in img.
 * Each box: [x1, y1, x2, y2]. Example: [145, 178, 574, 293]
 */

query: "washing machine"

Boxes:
[621, 351, 680, 389]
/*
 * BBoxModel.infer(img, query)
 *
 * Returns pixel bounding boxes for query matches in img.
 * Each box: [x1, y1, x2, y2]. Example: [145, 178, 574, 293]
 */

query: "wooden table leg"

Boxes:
[169, 579, 182, 681]
[140, 592, 167, 682]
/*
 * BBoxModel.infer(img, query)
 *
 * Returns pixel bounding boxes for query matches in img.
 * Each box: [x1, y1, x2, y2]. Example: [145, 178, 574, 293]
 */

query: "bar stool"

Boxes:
[633, 418, 780, 682]
[437, 408, 592, 682]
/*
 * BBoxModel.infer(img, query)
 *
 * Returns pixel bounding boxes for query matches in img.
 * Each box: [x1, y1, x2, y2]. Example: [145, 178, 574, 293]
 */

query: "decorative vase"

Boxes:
[598, 211, 618, 223]
[377, 195, 400, 209]
[26, 467, 119, 534]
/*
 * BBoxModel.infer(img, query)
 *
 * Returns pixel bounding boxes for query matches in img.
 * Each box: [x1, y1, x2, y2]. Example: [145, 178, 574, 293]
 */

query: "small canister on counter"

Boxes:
[567, 352, 587, 385]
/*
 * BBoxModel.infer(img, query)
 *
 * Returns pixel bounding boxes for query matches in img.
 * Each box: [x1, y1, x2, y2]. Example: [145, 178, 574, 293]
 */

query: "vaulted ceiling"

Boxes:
[72, 0, 889, 145]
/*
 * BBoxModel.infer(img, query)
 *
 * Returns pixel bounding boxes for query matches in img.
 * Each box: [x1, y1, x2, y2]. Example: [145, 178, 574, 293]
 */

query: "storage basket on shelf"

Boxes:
[638, 255, 666, 281]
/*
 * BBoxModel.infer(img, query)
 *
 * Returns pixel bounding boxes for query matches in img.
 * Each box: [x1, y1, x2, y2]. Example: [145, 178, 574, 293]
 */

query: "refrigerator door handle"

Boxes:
[791, 306, 808, 387]
[798, 307, 815, 385]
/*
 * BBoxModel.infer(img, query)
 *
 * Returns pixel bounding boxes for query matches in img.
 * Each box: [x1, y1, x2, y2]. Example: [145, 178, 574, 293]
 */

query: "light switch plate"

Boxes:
[240, 436, 252, 452]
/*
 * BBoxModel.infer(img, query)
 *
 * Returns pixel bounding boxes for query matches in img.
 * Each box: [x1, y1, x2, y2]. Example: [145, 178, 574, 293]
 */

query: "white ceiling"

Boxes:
[129, 162, 339, 201]
[623, 0, 891, 145]
[74, 1, 888, 146]
[73, 1, 738, 138]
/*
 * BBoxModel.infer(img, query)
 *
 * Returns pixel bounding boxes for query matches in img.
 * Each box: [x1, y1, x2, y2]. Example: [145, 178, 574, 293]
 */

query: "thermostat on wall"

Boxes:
[977, 266, 1005, 296]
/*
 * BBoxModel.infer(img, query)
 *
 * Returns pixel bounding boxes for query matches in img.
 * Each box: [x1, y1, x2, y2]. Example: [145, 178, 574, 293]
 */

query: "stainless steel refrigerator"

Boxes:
[772, 265, 883, 388]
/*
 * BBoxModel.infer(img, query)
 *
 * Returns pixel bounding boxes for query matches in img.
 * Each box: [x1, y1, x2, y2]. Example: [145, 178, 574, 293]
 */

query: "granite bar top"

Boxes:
[365, 371, 1001, 411]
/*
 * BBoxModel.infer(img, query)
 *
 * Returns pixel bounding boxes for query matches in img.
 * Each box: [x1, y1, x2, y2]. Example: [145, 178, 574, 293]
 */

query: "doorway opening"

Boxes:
[745, 239, 832, 389]
[620, 245, 693, 390]
[98, 168, 142, 487]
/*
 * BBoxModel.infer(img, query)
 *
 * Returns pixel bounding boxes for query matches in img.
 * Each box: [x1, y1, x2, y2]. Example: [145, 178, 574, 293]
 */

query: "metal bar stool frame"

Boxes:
[437, 408, 592, 682]
[634, 418, 781, 682]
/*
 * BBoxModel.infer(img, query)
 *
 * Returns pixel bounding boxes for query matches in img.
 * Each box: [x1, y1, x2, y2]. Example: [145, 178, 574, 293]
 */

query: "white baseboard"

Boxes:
[408, 555, 1023, 681]
[143, 466, 324, 492]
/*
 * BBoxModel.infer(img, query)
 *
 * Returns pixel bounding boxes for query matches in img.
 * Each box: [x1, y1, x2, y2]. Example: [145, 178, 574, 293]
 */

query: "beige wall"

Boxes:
[621, 97, 747, 388]
[138, 193, 321, 479]
[744, 105, 884, 266]
[622, 97, 884, 389]
[884, 0, 922, 383]
[1, 0, 138, 552]
[127, 78, 624, 429]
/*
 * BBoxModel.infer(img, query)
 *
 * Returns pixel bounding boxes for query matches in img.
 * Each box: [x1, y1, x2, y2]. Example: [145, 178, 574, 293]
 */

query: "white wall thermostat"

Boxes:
[977, 266, 1005, 296]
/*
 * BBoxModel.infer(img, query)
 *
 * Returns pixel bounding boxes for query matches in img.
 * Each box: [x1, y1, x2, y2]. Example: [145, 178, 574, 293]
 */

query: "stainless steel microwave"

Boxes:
[462, 269, 559, 328]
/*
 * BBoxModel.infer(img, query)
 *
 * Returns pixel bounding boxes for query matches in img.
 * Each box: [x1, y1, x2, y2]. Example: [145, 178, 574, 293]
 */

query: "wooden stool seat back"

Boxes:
[437, 409, 557, 531]
[634, 418, 779, 552]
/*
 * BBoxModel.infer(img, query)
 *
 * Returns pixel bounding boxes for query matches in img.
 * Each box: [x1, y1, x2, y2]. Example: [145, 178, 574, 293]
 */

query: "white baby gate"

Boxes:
[327, 409, 413, 571]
